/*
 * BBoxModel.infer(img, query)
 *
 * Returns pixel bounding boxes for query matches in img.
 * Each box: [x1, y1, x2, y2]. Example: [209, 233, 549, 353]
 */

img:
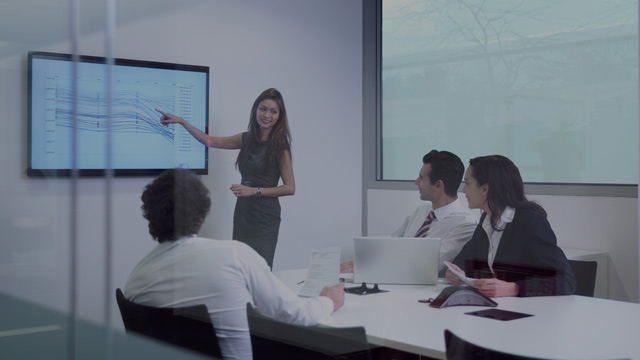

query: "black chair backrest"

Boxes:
[247, 303, 372, 360]
[115, 288, 222, 358]
[568, 260, 598, 297]
[445, 329, 548, 360]
[444, 329, 628, 360]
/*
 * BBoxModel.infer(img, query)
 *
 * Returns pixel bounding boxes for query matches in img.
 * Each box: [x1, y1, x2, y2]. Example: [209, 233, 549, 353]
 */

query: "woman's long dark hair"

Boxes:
[469, 155, 546, 231]
[236, 88, 292, 172]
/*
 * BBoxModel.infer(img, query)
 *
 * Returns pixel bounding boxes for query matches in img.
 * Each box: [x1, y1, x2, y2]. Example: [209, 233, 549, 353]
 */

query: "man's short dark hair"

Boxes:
[141, 168, 211, 243]
[422, 150, 465, 197]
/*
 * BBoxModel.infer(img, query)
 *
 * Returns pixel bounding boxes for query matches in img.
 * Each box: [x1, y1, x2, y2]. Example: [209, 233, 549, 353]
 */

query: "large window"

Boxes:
[380, 0, 638, 186]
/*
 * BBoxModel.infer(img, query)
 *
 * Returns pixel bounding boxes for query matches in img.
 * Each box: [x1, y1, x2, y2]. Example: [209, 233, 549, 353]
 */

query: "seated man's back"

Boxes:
[125, 169, 344, 360]
[126, 237, 333, 360]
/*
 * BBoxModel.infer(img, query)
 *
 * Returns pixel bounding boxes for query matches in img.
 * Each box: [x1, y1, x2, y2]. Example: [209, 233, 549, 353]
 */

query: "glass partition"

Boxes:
[0, 0, 212, 358]
[1, 0, 75, 357]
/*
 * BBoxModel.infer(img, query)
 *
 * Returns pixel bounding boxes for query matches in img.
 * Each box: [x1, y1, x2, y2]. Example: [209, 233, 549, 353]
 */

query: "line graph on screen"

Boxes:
[42, 74, 198, 156]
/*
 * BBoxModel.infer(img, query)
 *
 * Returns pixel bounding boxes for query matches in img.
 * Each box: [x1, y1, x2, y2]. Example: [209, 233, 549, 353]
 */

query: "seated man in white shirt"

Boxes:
[341, 150, 477, 276]
[125, 169, 345, 360]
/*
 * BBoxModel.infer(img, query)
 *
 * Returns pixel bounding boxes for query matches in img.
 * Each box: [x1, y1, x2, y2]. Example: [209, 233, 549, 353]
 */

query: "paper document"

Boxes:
[444, 261, 477, 288]
[298, 247, 341, 297]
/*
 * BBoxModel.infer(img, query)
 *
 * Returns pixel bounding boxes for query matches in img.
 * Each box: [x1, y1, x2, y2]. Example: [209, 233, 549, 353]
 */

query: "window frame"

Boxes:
[363, 0, 638, 199]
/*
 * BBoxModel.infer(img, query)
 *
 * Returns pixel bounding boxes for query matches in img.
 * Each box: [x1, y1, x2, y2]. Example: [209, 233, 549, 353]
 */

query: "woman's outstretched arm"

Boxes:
[156, 109, 242, 149]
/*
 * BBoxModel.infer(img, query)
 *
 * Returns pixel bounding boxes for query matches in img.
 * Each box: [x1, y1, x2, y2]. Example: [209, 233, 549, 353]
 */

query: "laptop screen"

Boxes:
[353, 236, 441, 285]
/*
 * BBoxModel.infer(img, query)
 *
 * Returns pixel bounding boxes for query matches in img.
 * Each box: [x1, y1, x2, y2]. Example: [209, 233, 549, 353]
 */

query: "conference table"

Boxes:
[274, 269, 640, 360]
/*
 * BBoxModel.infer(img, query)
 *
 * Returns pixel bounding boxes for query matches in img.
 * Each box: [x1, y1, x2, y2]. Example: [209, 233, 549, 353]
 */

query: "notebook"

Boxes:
[353, 236, 441, 285]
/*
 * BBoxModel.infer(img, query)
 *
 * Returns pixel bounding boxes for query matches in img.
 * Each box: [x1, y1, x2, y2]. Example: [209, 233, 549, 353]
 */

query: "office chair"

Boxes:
[115, 288, 222, 358]
[444, 329, 628, 360]
[247, 303, 372, 360]
[444, 329, 552, 360]
[568, 260, 598, 297]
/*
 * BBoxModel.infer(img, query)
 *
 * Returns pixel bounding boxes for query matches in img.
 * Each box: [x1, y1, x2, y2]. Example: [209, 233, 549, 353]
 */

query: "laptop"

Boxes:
[353, 236, 441, 285]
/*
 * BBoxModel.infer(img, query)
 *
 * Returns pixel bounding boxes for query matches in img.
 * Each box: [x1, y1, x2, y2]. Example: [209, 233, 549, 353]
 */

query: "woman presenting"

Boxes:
[445, 155, 575, 297]
[156, 88, 294, 268]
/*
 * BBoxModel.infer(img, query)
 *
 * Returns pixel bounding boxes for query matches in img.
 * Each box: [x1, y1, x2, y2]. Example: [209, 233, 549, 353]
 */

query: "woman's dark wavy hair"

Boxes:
[236, 88, 292, 172]
[141, 168, 211, 243]
[469, 155, 546, 231]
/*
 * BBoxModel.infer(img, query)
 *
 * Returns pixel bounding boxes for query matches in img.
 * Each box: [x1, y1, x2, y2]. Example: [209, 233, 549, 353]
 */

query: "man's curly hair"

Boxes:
[141, 169, 211, 242]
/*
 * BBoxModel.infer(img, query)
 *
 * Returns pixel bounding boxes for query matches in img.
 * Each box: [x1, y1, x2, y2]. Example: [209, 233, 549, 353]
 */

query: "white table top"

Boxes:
[274, 269, 640, 360]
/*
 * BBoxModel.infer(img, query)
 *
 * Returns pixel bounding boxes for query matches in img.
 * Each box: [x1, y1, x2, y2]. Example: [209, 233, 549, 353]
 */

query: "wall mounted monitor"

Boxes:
[28, 51, 209, 176]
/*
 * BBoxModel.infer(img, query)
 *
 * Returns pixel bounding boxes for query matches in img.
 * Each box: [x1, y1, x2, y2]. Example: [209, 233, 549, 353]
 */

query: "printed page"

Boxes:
[444, 261, 477, 288]
[298, 247, 341, 297]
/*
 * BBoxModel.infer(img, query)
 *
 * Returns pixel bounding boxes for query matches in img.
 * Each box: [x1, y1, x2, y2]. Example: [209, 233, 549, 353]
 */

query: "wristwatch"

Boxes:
[255, 187, 262, 197]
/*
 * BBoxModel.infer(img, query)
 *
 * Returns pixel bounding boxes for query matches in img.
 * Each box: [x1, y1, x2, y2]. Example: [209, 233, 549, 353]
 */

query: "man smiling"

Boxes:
[342, 150, 477, 276]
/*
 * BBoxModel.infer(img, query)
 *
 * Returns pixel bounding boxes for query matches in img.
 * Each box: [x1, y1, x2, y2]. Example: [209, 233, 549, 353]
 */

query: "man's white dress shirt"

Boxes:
[125, 236, 333, 360]
[392, 200, 478, 274]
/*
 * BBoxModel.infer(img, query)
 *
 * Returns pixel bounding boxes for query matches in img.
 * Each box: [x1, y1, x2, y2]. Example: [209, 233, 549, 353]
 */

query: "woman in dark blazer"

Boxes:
[445, 155, 575, 297]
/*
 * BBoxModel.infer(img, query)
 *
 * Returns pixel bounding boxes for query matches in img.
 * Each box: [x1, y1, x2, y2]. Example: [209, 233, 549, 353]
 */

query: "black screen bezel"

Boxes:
[27, 51, 210, 177]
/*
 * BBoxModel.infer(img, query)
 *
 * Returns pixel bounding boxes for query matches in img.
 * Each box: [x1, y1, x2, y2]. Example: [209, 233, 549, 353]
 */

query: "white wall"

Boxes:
[0, 0, 363, 329]
[367, 189, 639, 303]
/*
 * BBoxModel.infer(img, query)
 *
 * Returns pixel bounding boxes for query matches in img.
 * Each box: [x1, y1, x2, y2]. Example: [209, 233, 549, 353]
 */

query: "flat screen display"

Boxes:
[28, 51, 209, 176]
